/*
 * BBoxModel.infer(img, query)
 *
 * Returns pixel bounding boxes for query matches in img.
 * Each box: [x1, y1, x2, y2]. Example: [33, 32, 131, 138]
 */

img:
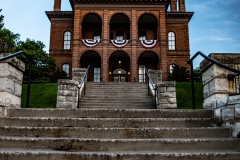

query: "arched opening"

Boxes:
[110, 14, 130, 40]
[82, 13, 102, 39]
[109, 51, 130, 82]
[138, 14, 158, 40]
[138, 51, 159, 82]
[80, 51, 101, 82]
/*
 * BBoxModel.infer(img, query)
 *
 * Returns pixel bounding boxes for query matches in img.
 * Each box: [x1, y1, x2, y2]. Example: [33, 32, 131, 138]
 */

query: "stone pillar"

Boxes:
[156, 81, 177, 109]
[56, 80, 79, 108]
[56, 68, 86, 108]
[148, 70, 162, 84]
[200, 53, 240, 109]
[0, 53, 25, 115]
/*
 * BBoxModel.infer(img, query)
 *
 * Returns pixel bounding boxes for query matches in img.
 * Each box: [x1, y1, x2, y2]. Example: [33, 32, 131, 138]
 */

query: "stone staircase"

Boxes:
[79, 82, 154, 109]
[0, 108, 239, 159]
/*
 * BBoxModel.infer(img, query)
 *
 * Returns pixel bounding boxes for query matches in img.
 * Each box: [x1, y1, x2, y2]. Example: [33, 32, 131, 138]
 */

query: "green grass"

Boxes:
[21, 82, 203, 109]
[21, 83, 58, 108]
[176, 82, 203, 109]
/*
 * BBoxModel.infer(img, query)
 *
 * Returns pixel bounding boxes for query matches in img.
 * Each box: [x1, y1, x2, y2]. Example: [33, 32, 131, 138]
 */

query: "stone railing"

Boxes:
[148, 69, 177, 109]
[56, 68, 86, 108]
[0, 53, 25, 116]
[200, 53, 240, 138]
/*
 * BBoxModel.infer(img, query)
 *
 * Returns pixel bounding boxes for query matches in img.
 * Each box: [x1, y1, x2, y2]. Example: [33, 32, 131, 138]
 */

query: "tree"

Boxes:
[193, 67, 202, 82]
[168, 64, 190, 82]
[15, 39, 56, 83]
[0, 9, 4, 29]
[0, 9, 20, 53]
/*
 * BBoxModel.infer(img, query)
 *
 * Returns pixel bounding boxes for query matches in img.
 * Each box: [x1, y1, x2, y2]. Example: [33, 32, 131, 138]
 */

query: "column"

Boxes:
[54, 0, 61, 11]
[72, 10, 81, 68]
[102, 10, 109, 82]
[131, 10, 138, 82]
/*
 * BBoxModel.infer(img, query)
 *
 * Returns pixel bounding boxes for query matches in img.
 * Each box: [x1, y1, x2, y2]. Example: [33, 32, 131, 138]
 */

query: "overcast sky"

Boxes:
[1, 0, 240, 68]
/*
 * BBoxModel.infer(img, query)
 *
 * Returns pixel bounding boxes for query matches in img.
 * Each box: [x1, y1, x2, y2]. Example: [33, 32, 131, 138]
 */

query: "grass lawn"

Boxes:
[176, 82, 203, 109]
[21, 82, 203, 109]
[21, 83, 58, 108]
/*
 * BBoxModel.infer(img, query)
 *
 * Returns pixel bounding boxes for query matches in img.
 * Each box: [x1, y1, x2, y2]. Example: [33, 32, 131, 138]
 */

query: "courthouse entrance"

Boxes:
[109, 51, 130, 82]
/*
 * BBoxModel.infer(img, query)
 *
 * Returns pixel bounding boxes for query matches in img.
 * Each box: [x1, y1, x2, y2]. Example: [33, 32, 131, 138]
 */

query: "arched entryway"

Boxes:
[109, 51, 130, 82]
[82, 13, 102, 39]
[138, 13, 158, 40]
[138, 51, 159, 82]
[110, 13, 130, 40]
[80, 51, 101, 82]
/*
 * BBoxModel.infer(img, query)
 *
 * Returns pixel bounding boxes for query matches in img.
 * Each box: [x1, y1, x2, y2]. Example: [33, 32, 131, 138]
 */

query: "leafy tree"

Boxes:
[15, 38, 56, 84]
[193, 67, 202, 82]
[0, 9, 4, 29]
[168, 64, 190, 82]
[50, 68, 68, 83]
[0, 28, 20, 53]
[0, 9, 20, 53]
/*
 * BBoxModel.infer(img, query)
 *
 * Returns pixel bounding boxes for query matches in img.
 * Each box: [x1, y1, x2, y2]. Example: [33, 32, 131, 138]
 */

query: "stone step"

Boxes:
[0, 137, 239, 152]
[7, 108, 213, 118]
[0, 117, 215, 128]
[1, 149, 240, 160]
[0, 127, 231, 139]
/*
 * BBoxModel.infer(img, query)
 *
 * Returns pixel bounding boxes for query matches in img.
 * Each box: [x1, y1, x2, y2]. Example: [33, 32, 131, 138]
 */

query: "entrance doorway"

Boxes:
[109, 51, 130, 82]
[113, 68, 127, 82]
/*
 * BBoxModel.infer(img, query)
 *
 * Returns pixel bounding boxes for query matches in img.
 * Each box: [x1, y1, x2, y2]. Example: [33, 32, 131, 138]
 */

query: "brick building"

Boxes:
[46, 0, 193, 82]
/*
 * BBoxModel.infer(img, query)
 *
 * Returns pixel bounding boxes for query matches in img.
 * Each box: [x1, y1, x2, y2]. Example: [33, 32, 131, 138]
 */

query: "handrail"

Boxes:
[143, 66, 157, 108]
[187, 51, 240, 109]
[0, 51, 25, 62]
[77, 65, 90, 108]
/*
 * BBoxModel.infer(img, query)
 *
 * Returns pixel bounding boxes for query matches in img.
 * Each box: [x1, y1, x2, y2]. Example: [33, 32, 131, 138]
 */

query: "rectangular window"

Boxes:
[139, 65, 145, 82]
[94, 68, 101, 82]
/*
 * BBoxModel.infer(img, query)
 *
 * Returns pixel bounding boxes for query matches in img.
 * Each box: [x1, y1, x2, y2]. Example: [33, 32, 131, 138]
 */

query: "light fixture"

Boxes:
[119, 61, 121, 64]
[118, 69, 122, 74]
[109, 72, 112, 75]
[128, 72, 130, 75]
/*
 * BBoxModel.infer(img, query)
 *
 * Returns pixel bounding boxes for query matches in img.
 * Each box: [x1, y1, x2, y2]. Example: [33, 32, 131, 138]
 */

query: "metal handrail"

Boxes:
[0, 51, 25, 62]
[187, 51, 240, 109]
[77, 65, 90, 108]
[143, 66, 157, 108]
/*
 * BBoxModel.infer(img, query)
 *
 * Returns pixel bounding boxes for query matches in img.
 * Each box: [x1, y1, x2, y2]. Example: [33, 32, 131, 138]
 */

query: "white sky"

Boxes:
[1, 0, 240, 68]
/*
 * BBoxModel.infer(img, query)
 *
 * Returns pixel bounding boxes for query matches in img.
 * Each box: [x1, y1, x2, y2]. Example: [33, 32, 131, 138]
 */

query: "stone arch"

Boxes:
[108, 50, 131, 82]
[109, 13, 131, 40]
[137, 13, 158, 40]
[80, 50, 102, 82]
[81, 13, 103, 39]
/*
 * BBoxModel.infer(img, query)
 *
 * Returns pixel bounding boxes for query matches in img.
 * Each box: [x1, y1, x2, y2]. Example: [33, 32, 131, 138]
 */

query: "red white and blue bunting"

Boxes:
[140, 40, 157, 49]
[111, 40, 129, 48]
[82, 39, 101, 47]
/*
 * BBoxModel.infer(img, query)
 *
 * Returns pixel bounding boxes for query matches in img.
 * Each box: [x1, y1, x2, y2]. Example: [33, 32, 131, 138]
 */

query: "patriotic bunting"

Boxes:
[140, 40, 157, 48]
[111, 40, 129, 48]
[82, 39, 101, 47]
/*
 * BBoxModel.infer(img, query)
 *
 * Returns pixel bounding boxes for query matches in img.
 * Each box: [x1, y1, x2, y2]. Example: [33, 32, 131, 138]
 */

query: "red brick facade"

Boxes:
[46, 0, 193, 82]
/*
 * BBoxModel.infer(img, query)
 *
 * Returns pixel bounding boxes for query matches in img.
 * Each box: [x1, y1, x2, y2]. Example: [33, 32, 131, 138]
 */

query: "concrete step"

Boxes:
[0, 137, 239, 152]
[7, 108, 213, 118]
[1, 149, 240, 160]
[0, 127, 231, 139]
[0, 117, 215, 128]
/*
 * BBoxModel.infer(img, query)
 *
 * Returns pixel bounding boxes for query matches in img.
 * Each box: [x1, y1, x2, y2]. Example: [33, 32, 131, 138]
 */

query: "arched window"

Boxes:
[93, 30, 101, 40]
[116, 31, 124, 40]
[63, 31, 71, 50]
[139, 31, 147, 40]
[168, 32, 176, 50]
[62, 64, 70, 77]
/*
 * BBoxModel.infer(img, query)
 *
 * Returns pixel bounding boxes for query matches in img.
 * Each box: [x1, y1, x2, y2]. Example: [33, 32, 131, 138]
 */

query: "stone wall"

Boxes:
[56, 68, 86, 108]
[156, 81, 177, 109]
[0, 53, 25, 115]
[214, 95, 240, 138]
[148, 69, 177, 109]
[200, 53, 240, 109]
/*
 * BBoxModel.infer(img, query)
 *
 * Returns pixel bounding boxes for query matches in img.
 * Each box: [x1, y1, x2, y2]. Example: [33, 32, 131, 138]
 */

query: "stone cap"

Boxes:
[156, 81, 176, 87]
[200, 53, 240, 72]
[0, 53, 25, 72]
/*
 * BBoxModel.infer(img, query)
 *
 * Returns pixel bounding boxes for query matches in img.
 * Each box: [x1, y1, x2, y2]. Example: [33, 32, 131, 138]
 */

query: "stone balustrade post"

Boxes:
[0, 53, 25, 116]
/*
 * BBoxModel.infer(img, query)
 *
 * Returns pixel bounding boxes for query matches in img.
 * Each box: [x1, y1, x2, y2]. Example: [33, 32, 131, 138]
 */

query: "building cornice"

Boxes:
[166, 12, 194, 22]
[46, 11, 74, 21]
